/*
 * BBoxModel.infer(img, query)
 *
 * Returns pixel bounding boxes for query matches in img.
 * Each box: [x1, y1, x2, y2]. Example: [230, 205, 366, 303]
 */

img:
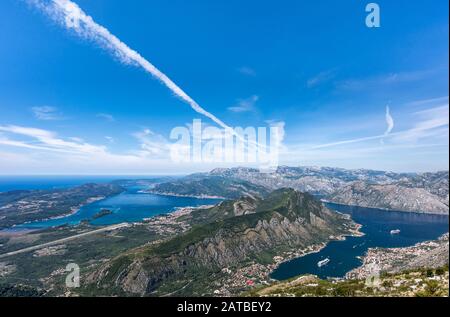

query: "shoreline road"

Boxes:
[0, 223, 130, 259]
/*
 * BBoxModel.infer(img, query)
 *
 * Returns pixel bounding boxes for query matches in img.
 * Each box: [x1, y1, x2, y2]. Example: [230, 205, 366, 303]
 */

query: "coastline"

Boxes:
[142, 204, 216, 222]
[46, 196, 106, 221]
[346, 232, 450, 280]
[268, 221, 365, 279]
[322, 200, 450, 216]
[9, 196, 107, 229]
[215, 220, 365, 296]
[144, 190, 226, 200]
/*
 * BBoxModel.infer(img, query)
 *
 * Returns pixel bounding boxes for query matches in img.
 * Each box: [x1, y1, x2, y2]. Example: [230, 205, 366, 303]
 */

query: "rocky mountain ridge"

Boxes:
[328, 181, 449, 214]
[85, 189, 358, 296]
[150, 166, 449, 214]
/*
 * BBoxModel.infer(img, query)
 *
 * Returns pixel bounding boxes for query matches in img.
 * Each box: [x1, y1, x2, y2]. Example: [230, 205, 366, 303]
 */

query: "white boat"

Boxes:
[317, 258, 330, 267]
[390, 229, 401, 235]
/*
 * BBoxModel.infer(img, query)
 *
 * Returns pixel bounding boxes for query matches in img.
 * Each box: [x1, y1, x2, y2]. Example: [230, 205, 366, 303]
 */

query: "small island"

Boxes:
[91, 209, 113, 220]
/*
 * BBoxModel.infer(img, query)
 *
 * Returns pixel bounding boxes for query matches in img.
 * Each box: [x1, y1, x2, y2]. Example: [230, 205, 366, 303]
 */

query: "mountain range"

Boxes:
[150, 167, 449, 214]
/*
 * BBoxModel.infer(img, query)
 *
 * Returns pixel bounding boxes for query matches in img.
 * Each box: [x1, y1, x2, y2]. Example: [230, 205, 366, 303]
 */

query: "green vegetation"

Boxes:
[246, 266, 449, 297]
[0, 283, 43, 297]
[91, 209, 113, 220]
[151, 176, 269, 199]
[0, 183, 124, 229]
[0, 222, 177, 295]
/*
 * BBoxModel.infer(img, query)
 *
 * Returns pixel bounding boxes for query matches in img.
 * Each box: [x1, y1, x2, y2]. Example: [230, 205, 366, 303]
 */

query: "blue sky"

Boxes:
[0, 0, 448, 174]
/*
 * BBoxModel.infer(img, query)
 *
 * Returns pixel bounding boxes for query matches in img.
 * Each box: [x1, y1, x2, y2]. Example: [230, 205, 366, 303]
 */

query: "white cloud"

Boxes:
[392, 104, 449, 143]
[105, 136, 114, 143]
[96, 113, 115, 122]
[133, 128, 171, 158]
[0, 124, 175, 161]
[406, 96, 449, 107]
[228, 95, 259, 113]
[31, 106, 63, 120]
[307, 69, 336, 88]
[0, 124, 178, 174]
[337, 69, 436, 91]
[0, 125, 106, 154]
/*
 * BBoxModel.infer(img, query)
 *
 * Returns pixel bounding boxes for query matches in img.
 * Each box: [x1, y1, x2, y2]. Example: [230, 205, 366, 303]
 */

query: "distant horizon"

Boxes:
[0, 164, 448, 177]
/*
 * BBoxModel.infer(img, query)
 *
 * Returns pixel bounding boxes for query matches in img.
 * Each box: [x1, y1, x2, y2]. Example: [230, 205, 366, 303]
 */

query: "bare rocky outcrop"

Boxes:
[329, 181, 449, 214]
[153, 167, 449, 214]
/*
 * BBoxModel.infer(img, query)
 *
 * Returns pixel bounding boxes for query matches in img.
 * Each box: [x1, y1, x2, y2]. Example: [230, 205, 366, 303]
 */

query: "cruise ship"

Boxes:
[317, 258, 330, 267]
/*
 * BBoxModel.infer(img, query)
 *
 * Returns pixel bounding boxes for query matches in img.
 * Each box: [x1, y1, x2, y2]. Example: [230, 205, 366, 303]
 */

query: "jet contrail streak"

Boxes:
[384, 105, 394, 136]
[27, 0, 230, 130]
[26, 0, 284, 160]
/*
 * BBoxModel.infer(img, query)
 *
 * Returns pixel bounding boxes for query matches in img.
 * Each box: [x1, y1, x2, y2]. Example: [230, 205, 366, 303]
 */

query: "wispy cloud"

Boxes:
[0, 125, 106, 154]
[308, 103, 448, 150]
[0, 124, 175, 160]
[307, 69, 337, 88]
[336, 69, 436, 91]
[105, 136, 114, 143]
[96, 113, 115, 122]
[237, 66, 256, 77]
[27, 0, 231, 130]
[310, 134, 386, 150]
[0, 124, 179, 174]
[31, 106, 64, 120]
[406, 96, 449, 107]
[392, 104, 449, 143]
[228, 95, 259, 113]
[133, 128, 171, 158]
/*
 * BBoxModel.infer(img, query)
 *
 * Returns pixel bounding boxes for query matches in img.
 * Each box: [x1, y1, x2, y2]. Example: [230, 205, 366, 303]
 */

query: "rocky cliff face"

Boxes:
[86, 189, 356, 296]
[207, 166, 411, 195]
[151, 167, 449, 214]
[399, 171, 449, 204]
[328, 180, 449, 214]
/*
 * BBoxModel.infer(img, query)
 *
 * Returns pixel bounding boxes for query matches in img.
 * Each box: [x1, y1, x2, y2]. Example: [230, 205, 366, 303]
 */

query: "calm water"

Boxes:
[270, 203, 449, 280]
[0, 176, 215, 229]
[14, 185, 221, 229]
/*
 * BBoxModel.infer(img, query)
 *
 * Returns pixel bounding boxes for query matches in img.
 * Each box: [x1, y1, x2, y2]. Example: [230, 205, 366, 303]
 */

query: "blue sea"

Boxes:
[0, 175, 147, 192]
[15, 186, 221, 228]
[270, 203, 449, 280]
[0, 176, 219, 229]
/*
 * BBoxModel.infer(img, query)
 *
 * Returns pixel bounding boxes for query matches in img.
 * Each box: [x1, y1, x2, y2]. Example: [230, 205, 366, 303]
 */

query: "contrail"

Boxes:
[26, 0, 230, 130]
[312, 105, 396, 149]
[384, 105, 394, 136]
[25, 0, 283, 161]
